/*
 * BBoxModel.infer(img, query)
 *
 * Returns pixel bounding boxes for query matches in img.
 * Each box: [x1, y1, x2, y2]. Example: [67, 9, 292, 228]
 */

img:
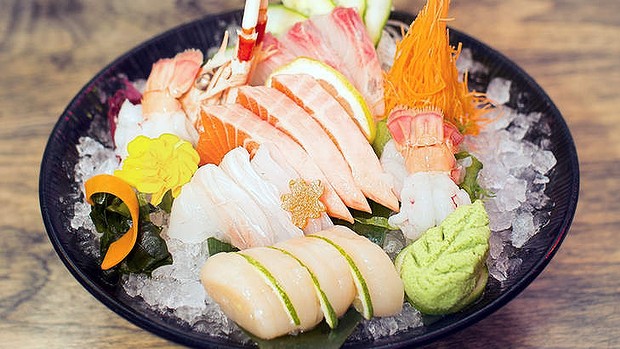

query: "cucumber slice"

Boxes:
[335, 0, 366, 17]
[282, 0, 336, 17]
[266, 4, 308, 37]
[364, 0, 392, 45]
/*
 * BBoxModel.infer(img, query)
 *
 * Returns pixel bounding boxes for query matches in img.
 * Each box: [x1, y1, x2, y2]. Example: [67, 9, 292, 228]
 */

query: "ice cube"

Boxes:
[487, 77, 512, 105]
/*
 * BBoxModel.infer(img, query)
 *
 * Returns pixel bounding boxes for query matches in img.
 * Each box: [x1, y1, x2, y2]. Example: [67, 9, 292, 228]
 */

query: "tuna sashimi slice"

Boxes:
[199, 103, 353, 222]
[236, 85, 371, 213]
[272, 74, 399, 211]
[311, 7, 385, 117]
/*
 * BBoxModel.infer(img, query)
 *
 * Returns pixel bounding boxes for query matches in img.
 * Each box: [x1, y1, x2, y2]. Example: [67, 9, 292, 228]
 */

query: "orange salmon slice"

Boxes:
[272, 74, 399, 211]
[198, 103, 353, 222]
[236, 86, 371, 213]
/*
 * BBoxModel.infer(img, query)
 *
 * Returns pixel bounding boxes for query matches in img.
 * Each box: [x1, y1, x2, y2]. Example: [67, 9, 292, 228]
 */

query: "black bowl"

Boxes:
[39, 9, 579, 348]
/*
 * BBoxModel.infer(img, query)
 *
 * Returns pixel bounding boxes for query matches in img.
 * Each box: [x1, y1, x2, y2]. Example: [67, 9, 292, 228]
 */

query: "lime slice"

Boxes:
[266, 4, 307, 37]
[270, 247, 339, 328]
[364, 0, 392, 45]
[237, 252, 301, 326]
[282, 0, 335, 17]
[308, 235, 374, 319]
[335, 0, 366, 17]
[267, 57, 376, 141]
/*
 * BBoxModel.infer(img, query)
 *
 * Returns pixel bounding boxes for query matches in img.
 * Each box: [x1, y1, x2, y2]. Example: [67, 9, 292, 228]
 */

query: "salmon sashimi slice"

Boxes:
[271, 74, 399, 211]
[310, 7, 385, 117]
[199, 103, 353, 222]
[236, 86, 371, 213]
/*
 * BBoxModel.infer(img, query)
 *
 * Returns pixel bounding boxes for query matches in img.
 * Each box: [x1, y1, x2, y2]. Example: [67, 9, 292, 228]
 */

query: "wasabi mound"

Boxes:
[395, 200, 490, 315]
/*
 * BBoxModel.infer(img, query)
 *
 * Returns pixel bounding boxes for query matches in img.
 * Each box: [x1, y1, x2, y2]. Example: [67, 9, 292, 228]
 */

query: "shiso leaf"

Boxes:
[89, 192, 172, 277]
[396, 200, 490, 315]
[455, 151, 493, 201]
[206, 237, 239, 256]
[247, 307, 362, 349]
[335, 200, 394, 246]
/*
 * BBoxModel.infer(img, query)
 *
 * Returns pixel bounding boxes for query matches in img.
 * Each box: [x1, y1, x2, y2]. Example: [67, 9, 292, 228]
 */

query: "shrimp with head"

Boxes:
[381, 0, 491, 240]
[114, 0, 268, 157]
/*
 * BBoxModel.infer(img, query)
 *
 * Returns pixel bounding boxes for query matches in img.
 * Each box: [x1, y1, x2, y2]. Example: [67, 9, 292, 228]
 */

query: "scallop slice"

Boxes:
[238, 247, 323, 333]
[200, 252, 292, 340]
[311, 226, 404, 318]
[274, 235, 356, 328]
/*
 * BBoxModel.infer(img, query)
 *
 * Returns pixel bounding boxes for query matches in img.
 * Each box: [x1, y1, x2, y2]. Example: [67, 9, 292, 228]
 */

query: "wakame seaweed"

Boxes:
[89, 192, 172, 276]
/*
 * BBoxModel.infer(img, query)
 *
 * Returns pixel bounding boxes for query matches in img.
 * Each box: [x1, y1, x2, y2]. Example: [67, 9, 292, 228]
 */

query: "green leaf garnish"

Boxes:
[89, 192, 172, 277]
[247, 307, 362, 349]
[455, 151, 493, 201]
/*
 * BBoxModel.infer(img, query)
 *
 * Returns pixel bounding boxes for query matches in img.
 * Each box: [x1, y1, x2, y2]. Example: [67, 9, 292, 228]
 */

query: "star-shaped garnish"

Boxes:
[281, 178, 326, 229]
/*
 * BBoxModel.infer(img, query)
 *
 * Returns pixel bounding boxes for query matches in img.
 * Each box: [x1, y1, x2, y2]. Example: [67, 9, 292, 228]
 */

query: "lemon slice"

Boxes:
[267, 57, 376, 142]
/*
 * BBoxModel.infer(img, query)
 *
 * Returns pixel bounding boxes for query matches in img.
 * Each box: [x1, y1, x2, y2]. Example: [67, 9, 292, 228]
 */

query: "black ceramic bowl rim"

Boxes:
[40, 9, 579, 349]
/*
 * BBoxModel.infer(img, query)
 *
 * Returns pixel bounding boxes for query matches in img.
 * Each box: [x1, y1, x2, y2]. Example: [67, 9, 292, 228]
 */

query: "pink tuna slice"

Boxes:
[236, 86, 371, 213]
[311, 7, 385, 117]
[200, 104, 353, 222]
[278, 7, 384, 118]
[271, 73, 399, 211]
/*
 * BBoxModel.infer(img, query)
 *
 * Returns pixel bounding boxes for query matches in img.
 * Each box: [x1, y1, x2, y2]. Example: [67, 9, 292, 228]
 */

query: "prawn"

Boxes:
[114, 0, 268, 157]
[381, 0, 490, 240]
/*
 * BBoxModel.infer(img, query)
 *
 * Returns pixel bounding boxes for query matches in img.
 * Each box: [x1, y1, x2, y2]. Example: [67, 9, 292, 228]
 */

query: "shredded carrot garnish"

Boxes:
[85, 174, 140, 270]
[384, 0, 491, 135]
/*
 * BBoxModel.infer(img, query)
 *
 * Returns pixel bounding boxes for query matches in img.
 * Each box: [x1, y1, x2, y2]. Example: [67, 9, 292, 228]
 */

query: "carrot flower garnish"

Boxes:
[114, 133, 199, 205]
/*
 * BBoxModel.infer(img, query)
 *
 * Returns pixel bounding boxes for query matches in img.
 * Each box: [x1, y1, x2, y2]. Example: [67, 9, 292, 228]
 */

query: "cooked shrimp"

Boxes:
[388, 172, 471, 240]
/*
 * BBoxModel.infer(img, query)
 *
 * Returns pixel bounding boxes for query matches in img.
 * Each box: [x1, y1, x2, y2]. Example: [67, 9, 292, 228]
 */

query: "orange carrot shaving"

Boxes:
[384, 0, 491, 135]
[84, 174, 140, 270]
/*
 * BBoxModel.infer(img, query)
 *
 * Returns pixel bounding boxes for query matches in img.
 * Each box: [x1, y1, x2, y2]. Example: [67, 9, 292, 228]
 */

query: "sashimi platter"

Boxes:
[40, 0, 579, 347]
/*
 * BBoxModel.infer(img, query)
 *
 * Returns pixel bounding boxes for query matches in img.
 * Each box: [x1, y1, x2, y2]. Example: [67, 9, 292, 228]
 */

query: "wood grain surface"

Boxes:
[1, 0, 618, 348]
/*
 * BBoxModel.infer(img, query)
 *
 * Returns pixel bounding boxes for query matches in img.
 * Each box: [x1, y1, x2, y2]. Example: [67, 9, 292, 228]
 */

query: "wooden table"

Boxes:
[1, 0, 617, 348]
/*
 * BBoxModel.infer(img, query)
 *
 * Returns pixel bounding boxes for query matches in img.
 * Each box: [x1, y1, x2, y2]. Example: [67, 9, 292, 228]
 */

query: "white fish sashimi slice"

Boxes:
[220, 147, 304, 242]
[167, 175, 225, 244]
[195, 164, 274, 249]
[201, 252, 293, 340]
[250, 143, 334, 234]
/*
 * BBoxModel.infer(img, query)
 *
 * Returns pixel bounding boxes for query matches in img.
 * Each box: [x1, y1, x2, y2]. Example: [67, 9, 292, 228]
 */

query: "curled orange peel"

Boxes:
[84, 174, 139, 270]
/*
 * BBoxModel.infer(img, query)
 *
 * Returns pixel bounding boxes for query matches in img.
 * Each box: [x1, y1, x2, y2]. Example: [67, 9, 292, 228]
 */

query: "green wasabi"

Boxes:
[395, 200, 491, 315]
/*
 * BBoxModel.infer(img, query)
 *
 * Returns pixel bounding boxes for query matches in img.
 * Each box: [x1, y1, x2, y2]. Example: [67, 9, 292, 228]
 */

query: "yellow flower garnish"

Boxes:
[281, 179, 326, 229]
[115, 133, 199, 205]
